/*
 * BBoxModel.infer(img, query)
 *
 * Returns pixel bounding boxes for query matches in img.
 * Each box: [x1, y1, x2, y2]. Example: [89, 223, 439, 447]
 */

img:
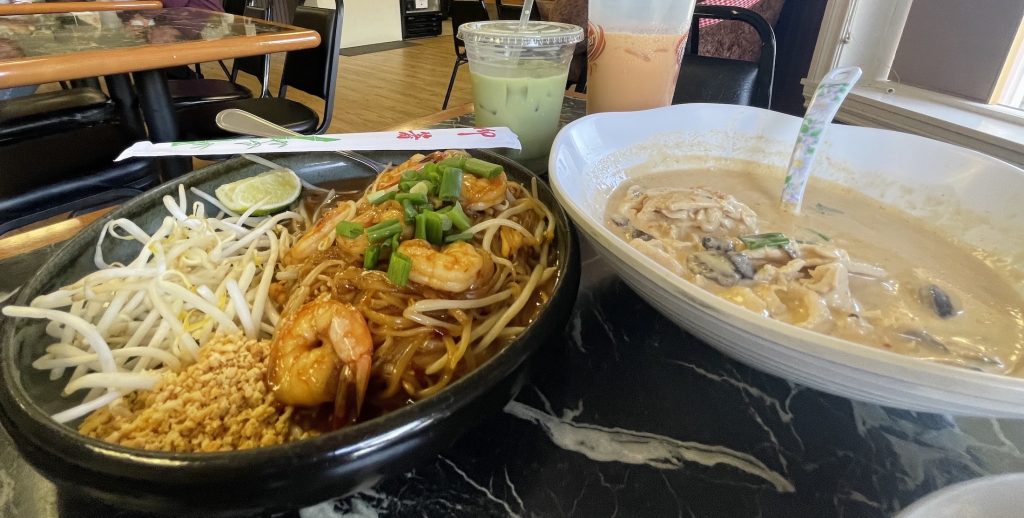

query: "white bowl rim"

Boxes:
[549, 103, 1024, 401]
[895, 473, 1024, 517]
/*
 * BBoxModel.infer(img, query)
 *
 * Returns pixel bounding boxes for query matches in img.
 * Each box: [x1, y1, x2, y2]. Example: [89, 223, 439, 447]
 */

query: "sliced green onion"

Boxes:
[438, 156, 467, 169]
[400, 169, 420, 182]
[409, 181, 432, 196]
[801, 227, 831, 242]
[424, 169, 442, 190]
[335, 221, 364, 239]
[396, 192, 428, 205]
[464, 158, 503, 178]
[438, 213, 453, 232]
[439, 167, 463, 202]
[414, 213, 427, 241]
[444, 232, 475, 243]
[398, 180, 419, 192]
[423, 211, 443, 245]
[740, 232, 790, 250]
[368, 190, 395, 205]
[390, 232, 401, 252]
[363, 244, 381, 270]
[367, 219, 402, 243]
[448, 202, 472, 232]
[387, 252, 412, 287]
[435, 204, 453, 215]
[421, 163, 439, 176]
[401, 199, 418, 222]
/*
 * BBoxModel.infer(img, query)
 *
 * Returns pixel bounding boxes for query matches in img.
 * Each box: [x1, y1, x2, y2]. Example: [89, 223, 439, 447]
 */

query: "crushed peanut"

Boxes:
[79, 333, 315, 452]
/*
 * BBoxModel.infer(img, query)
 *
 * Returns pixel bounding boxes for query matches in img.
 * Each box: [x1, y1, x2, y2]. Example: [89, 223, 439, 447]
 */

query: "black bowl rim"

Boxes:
[0, 149, 579, 478]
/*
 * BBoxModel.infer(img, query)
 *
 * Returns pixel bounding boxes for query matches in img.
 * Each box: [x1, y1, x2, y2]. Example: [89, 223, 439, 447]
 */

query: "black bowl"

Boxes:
[0, 151, 580, 516]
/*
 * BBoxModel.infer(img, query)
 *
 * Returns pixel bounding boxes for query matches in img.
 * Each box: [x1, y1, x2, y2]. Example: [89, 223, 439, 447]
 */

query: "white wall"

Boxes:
[336, 0, 404, 48]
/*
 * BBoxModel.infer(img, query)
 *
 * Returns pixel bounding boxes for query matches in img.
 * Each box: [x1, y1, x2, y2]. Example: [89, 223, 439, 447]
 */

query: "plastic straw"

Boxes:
[518, 0, 534, 30]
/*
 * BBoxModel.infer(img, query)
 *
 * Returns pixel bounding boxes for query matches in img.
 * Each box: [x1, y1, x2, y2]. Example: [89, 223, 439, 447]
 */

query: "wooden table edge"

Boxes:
[0, 1, 162, 16]
[0, 207, 112, 261]
[0, 10, 320, 88]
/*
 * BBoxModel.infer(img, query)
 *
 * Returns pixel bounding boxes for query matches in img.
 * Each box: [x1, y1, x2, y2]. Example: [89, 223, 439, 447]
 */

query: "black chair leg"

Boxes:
[574, 62, 588, 94]
[218, 60, 232, 78]
[104, 74, 146, 139]
[443, 58, 464, 110]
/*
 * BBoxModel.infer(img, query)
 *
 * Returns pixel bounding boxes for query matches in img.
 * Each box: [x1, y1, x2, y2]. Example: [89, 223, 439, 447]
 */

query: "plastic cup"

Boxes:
[587, 0, 697, 114]
[458, 20, 584, 160]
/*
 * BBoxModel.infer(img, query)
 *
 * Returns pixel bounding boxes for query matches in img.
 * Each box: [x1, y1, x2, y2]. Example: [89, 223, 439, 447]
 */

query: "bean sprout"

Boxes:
[1, 185, 296, 422]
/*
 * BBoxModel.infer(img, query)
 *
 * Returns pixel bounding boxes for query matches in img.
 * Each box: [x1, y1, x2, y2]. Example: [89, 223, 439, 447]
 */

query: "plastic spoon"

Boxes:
[214, 109, 389, 173]
[779, 66, 862, 214]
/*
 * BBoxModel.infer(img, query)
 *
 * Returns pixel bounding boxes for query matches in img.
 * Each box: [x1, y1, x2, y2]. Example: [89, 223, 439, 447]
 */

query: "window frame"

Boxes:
[804, 0, 1024, 167]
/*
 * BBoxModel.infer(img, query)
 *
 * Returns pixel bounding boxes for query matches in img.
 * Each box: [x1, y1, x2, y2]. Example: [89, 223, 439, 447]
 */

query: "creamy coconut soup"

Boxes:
[605, 164, 1024, 374]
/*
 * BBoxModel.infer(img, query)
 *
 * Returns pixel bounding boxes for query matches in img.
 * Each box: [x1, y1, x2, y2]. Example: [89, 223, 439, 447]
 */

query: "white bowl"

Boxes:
[895, 474, 1024, 518]
[548, 103, 1024, 417]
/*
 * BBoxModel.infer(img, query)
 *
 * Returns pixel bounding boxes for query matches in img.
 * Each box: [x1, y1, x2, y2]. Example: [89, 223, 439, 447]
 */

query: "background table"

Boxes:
[0, 7, 320, 177]
[0, 7, 318, 87]
[2, 97, 1024, 517]
[0, 1, 162, 16]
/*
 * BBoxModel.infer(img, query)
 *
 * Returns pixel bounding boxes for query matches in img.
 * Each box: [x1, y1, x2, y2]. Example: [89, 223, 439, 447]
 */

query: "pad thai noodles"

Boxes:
[269, 150, 559, 428]
[2, 150, 560, 452]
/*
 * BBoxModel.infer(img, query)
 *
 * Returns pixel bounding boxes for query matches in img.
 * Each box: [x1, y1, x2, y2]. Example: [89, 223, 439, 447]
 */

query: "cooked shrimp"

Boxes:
[334, 200, 409, 260]
[397, 239, 493, 293]
[268, 298, 374, 427]
[373, 151, 445, 191]
[461, 172, 508, 211]
[284, 202, 355, 264]
[372, 150, 507, 211]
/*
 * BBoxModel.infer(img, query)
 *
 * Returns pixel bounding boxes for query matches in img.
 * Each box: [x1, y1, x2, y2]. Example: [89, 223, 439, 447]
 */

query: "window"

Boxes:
[993, 18, 1024, 109]
[804, 0, 1024, 167]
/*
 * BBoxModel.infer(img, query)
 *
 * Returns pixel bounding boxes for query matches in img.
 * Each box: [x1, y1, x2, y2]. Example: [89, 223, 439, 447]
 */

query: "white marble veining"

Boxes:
[504, 397, 795, 493]
[852, 402, 1024, 487]
[440, 457, 522, 518]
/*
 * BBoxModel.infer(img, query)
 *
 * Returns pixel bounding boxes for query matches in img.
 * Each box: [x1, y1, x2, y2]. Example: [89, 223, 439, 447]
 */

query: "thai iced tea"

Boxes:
[587, 29, 687, 114]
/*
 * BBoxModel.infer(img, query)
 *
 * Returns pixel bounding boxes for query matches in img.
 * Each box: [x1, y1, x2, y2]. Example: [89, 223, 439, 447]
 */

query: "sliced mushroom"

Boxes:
[700, 236, 734, 253]
[727, 252, 755, 279]
[687, 251, 741, 287]
[922, 284, 958, 319]
[782, 243, 801, 260]
[900, 330, 1003, 370]
[630, 229, 654, 241]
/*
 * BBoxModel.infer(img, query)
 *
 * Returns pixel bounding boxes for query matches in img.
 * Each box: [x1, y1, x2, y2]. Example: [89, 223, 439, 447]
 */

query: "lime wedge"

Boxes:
[215, 169, 301, 216]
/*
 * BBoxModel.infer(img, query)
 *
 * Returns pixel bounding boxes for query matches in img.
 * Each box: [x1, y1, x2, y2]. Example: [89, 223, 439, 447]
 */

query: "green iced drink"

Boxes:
[458, 20, 584, 161]
[470, 68, 569, 160]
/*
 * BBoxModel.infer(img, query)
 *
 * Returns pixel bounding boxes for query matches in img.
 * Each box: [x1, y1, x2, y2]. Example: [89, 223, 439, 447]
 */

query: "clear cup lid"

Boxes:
[457, 20, 584, 48]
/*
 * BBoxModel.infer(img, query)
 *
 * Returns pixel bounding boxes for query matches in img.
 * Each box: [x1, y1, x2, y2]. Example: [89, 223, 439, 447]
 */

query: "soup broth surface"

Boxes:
[606, 163, 1024, 374]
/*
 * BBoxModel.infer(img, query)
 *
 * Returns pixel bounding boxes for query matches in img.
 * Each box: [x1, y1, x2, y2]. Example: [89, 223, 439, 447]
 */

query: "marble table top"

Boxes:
[2, 97, 1022, 517]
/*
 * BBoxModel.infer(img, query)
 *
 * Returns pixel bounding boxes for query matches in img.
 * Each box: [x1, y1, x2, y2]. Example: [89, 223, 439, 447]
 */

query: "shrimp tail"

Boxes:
[332, 354, 372, 428]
